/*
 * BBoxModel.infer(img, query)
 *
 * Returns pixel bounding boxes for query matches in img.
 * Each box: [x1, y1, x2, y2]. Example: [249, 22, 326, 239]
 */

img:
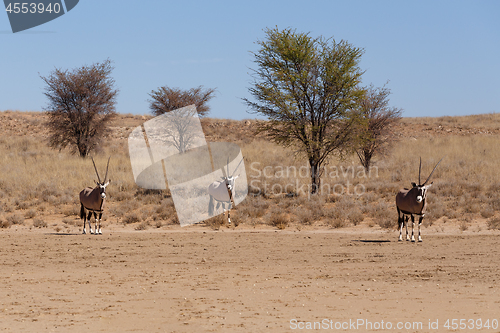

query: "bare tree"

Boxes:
[356, 84, 402, 172]
[41, 59, 118, 157]
[162, 105, 203, 153]
[244, 27, 365, 194]
[148, 86, 216, 117]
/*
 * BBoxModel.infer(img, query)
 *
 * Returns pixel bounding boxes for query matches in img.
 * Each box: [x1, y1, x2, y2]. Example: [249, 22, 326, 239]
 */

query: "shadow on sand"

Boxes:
[352, 239, 391, 243]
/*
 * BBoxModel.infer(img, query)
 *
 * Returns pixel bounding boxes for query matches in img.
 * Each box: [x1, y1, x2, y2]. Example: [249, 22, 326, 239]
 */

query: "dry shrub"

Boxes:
[330, 218, 347, 229]
[347, 208, 364, 226]
[425, 196, 446, 223]
[366, 202, 392, 220]
[238, 196, 269, 219]
[205, 214, 226, 230]
[123, 212, 140, 224]
[487, 217, 500, 230]
[33, 217, 47, 228]
[135, 221, 150, 231]
[295, 208, 313, 225]
[481, 206, 495, 219]
[135, 188, 164, 205]
[324, 197, 361, 228]
[60, 205, 79, 217]
[113, 191, 134, 202]
[24, 209, 36, 219]
[324, 207, 347, 225]
[303, 195, 325, 220]
[459, 219, 469, 231]
[361, 191, 377, 203]
[112, 200, 140, 218]
[3, 203, 14, 213]
[445, 209, 460, 219]
[62, 217, 79, 226]
[276, 195, 301, 210]
[6, 213, 24, 225]
[15, 199, 30, 210]
[36, 182, 61, 201]
[0, 217, 12, 228]
[464, 200, 481, 214]
[154, 198, 176, 221]
[378, 218, 394, 229]
[269, 211, 289, 230]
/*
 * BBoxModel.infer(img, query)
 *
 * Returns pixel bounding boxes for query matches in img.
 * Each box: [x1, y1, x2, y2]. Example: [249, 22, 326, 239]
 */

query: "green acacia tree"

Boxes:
[356, 84, 402, 172]
[244, 27, 366, 194]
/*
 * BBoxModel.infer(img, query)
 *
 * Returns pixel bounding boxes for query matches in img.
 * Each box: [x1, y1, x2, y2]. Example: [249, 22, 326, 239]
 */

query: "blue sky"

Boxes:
[1, 0, 498, 119]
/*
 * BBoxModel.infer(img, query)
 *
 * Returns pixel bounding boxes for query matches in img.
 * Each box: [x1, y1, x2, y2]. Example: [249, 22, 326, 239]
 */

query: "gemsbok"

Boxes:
[396, 157, 443, 242]
[208, 158, 243, 226]
[80, 157, 111, 235]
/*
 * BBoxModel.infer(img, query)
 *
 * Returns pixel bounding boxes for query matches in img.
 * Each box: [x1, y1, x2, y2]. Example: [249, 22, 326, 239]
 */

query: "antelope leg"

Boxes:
[87, 211, 93, 234]
[405, 215, 410, 241]
[98, 213, 103, 235]
[411, 215, 416, 242]
[398, 214, 404, 241]
[82, 210, 87, 234]
[418, 215, 423, 242]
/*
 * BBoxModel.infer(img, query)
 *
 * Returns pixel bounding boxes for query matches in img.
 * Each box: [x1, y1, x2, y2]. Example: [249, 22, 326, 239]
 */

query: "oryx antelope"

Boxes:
[396, 157, 443, 242]
[208, 158, 243, 226]
[80, 157, 111, 235]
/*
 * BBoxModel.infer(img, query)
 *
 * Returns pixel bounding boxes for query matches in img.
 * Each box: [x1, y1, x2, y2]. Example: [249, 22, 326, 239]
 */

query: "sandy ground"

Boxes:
[0, 223, 499, 333]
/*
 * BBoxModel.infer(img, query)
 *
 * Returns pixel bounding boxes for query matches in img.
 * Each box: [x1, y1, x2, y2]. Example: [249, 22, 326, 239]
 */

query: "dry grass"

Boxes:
[33, 217, 48, 228]
[123, 212, 141, 225]
[488, 217, 500, 230]
[1, 110, 500, 231]
[6, 213, 24, 225]
[269, 211, 289, 229]
[204, 214, 226, 230]
[0, 217, 12, 229]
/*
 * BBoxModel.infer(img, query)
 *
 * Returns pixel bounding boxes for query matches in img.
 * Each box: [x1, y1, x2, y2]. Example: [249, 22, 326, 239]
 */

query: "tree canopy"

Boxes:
[41, 59, 117, 157]
[244, 27, 366, 193]
[356, 84, 402, 172]
[148, 86, 216, 117]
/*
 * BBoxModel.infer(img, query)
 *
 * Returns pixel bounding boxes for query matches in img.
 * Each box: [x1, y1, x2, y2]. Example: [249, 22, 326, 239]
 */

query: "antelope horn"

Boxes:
[220, 157, 227, 178]
[418, 157, 421, 185]
[423, 157, 444, 186]
[104, 156, 110, 183]
[91, 157, 101, 183]
[227, 157, 230, 178]
[231, 158, 244, 177]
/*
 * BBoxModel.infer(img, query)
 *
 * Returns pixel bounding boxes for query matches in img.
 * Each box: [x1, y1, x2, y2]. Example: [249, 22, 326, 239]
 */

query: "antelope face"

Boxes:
[412, 182, 432, 203]
[96, 181, 110, 199]
[226, 175, 239, 191]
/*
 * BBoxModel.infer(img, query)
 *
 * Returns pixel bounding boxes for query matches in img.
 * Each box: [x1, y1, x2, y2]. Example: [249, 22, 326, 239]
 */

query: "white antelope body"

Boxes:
[208, 158, 243, 226]
[396, 157, 442, 242]
[80, 157, 111, 235]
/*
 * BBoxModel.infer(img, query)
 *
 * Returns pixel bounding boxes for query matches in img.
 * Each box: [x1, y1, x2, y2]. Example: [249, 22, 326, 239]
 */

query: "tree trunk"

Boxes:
[78, 144, 87, 158]
[363, 149, 373, 173]
[357, 149, 372, 173]
[309, 159, 321, 194]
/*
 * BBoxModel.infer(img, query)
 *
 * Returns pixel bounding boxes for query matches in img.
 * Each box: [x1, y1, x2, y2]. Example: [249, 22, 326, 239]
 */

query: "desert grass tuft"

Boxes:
[135, 221, 150, 231]
[33, 217, 47, 228]
[204, 214, 226, 230]
[24, 209, 36, 219]
[6, 213, 24, 225]
[123, 212, 141, 224]
[269, 211, 289, 230]
[0, 217, 12, 228]
[487, 217, 500, 230]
